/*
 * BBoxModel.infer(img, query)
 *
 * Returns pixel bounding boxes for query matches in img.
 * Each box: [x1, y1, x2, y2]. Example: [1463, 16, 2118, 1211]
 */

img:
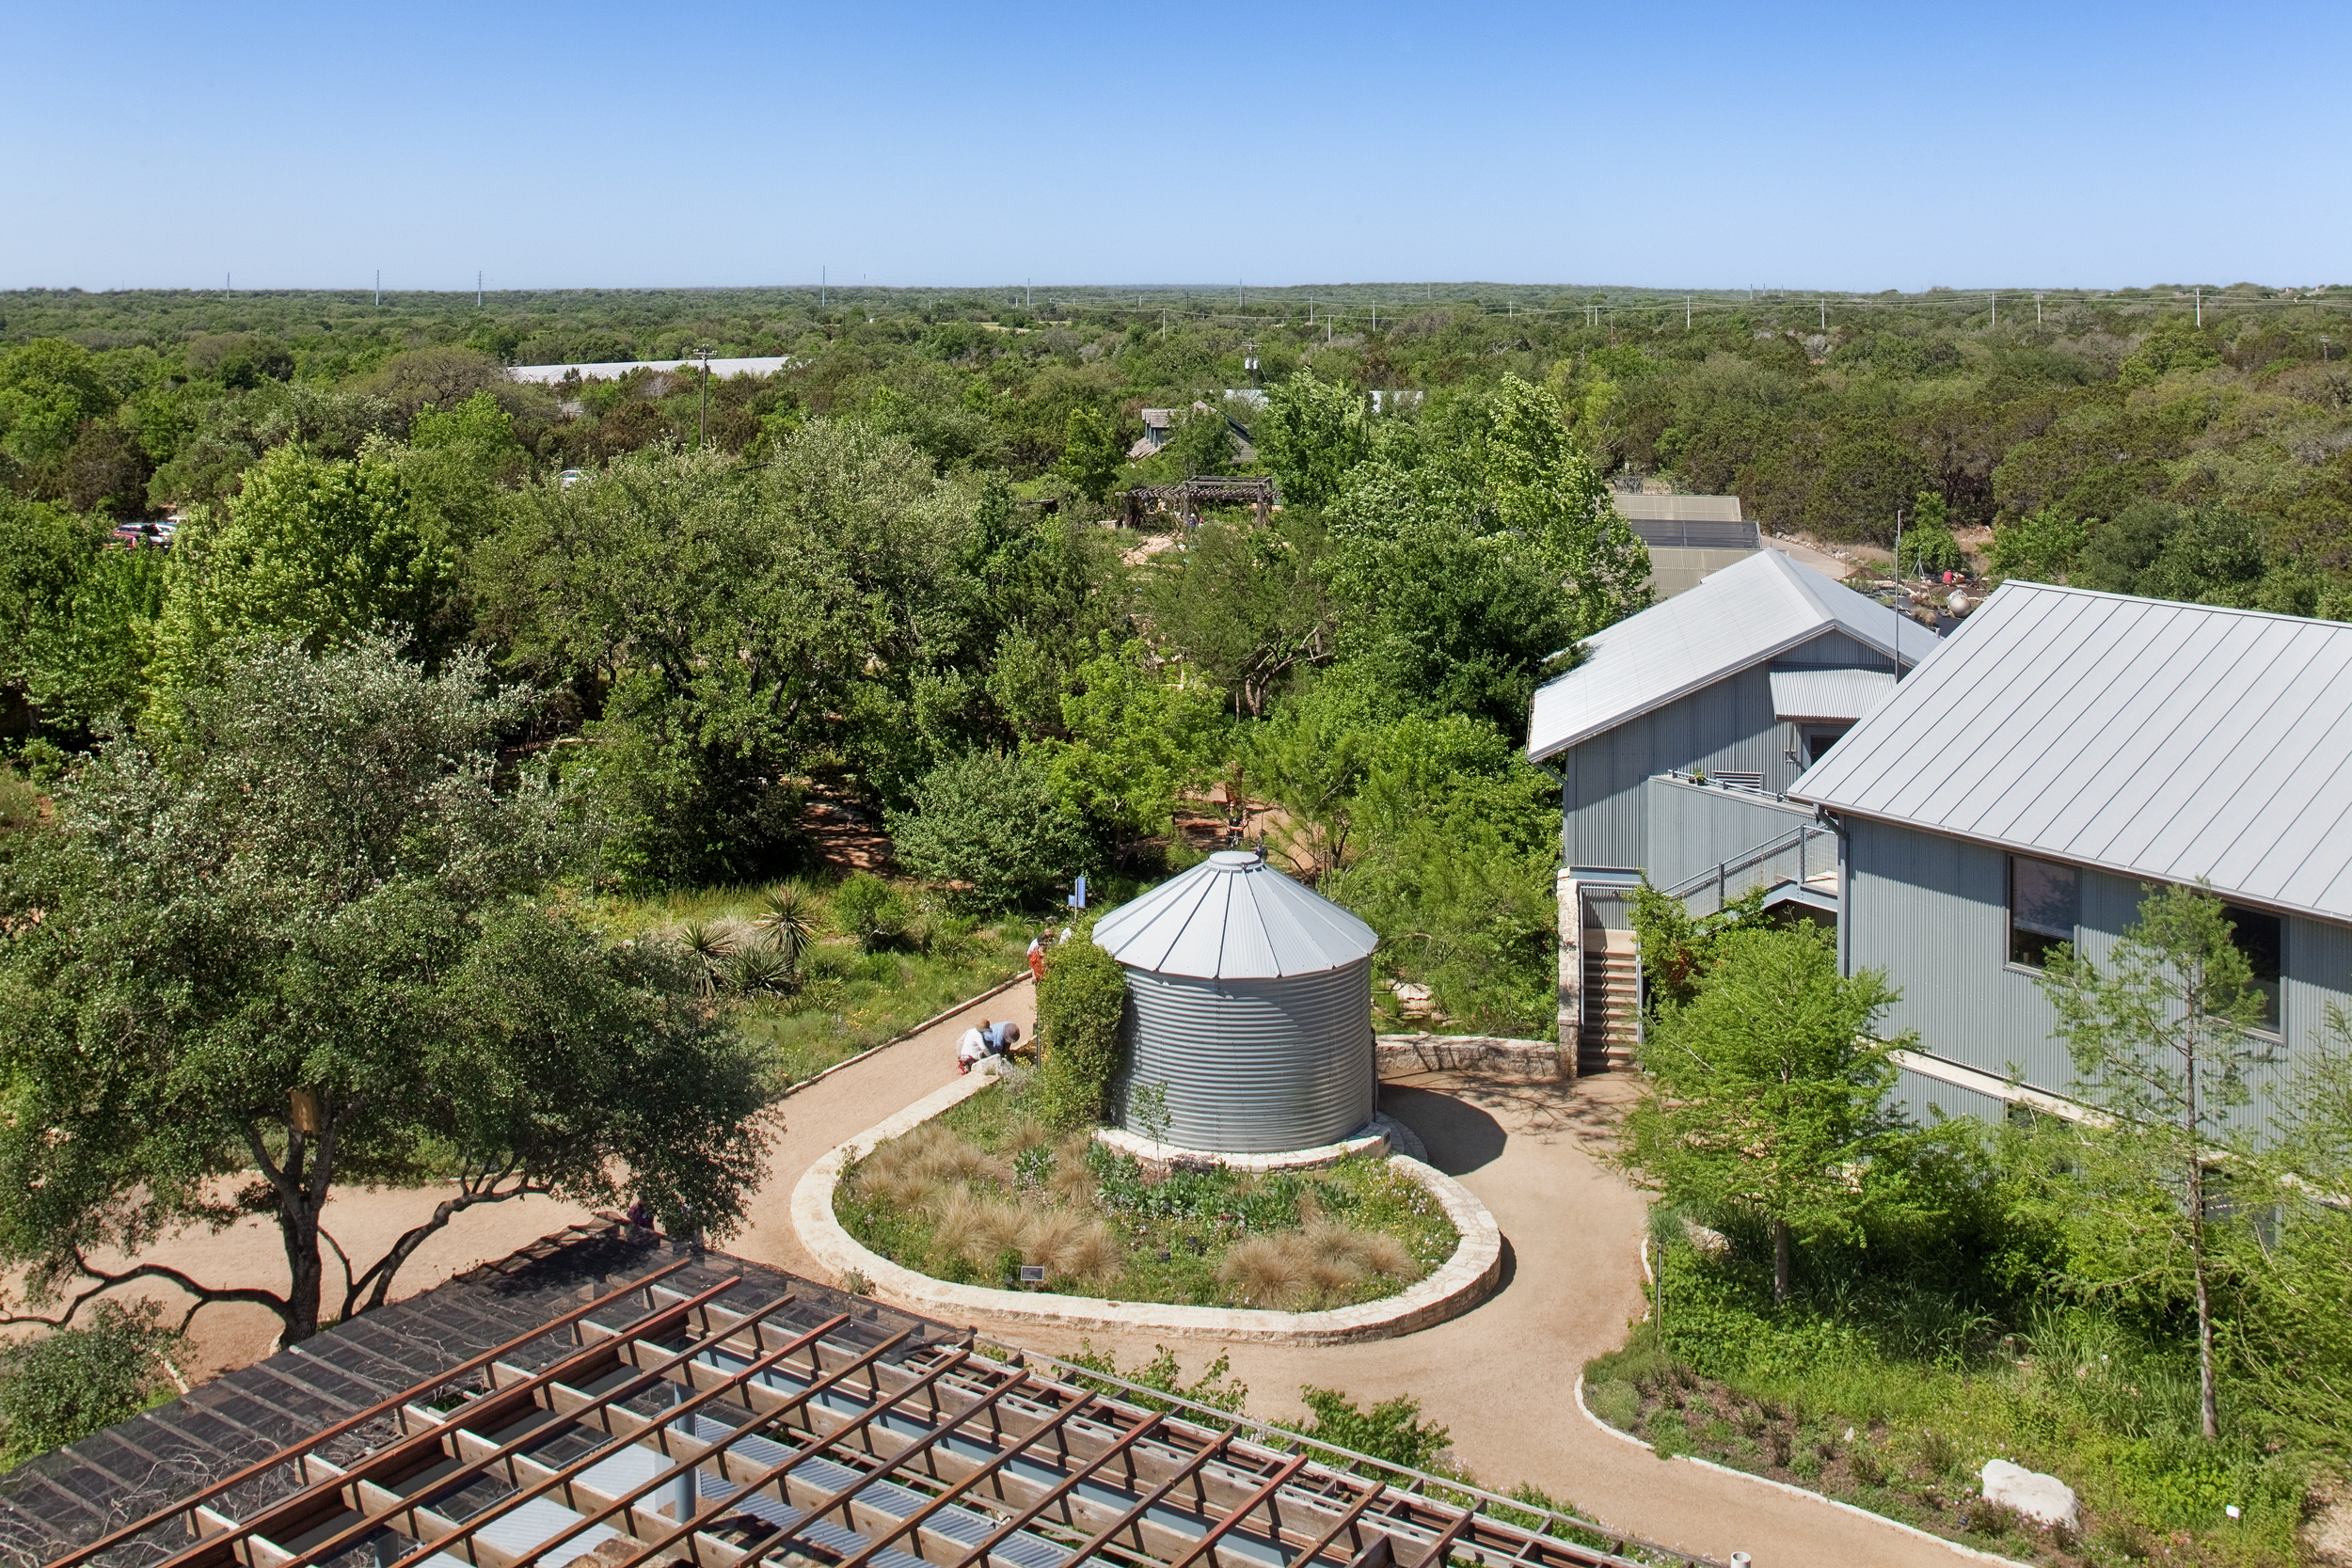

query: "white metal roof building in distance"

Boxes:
[1526, 547, 1915, 762]
[1791, 581, 2352, 925]
[1090, 850, 1378, 979]
[505, 356, 797, 384]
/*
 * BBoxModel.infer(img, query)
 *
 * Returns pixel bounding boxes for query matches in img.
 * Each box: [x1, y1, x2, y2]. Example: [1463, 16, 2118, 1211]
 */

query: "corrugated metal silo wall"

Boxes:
[1113, 959, 1375, 1153]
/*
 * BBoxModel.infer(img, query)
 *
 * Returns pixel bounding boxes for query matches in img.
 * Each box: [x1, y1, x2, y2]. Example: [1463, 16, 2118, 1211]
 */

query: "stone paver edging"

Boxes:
[789, 1069, 1502, 1344]
[1570, 1373, 2036, 1568]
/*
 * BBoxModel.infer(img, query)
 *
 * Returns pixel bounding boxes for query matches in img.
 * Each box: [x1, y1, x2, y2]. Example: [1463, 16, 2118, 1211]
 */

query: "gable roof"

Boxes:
[1090, 850, 1378, 979]
[1790, 581, 2352, 924]
[1526, 548, 1915, 761]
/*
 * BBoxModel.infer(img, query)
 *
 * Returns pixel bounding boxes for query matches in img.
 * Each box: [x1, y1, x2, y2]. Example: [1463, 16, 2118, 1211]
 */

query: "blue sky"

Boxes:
[8, 0, 2347, 293]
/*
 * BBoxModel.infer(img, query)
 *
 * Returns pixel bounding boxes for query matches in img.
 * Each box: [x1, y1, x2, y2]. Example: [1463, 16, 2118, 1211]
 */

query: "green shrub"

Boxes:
[0, 1301, 182, 1464]
[832, 872, 909, 952]
[1033, 938, 1126, 1131]
[1293, 1386, 1452, 1471]
[886, 751, 1090, 911]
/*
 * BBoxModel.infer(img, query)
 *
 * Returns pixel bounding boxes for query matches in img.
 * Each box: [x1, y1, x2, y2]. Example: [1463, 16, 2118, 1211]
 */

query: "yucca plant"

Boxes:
[676, 921, 737, 1000]
[725, 946, 795, 998]
[753, 882, 818, 968]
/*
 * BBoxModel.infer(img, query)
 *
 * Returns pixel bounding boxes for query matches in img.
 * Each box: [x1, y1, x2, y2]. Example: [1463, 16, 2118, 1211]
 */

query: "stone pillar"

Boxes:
[1556, 868, 1582, 1080]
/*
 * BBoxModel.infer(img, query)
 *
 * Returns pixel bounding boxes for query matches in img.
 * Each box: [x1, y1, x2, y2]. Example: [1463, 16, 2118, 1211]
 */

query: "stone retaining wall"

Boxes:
[790, 1067, 1503, 1345]
[1376, 1032, 1565, 1077]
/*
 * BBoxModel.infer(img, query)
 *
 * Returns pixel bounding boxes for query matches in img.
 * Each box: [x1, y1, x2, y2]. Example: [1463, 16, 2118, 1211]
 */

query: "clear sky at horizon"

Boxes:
[8, 0, 2347, 295]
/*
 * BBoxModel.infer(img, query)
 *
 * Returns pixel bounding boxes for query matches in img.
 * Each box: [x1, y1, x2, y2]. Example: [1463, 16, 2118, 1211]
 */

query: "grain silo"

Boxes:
[1090, 849, 1379, 1154]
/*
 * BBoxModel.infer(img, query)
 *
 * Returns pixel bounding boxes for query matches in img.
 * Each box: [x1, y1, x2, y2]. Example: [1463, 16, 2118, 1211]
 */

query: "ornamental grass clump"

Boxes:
[834, 1077, 1456, 1309]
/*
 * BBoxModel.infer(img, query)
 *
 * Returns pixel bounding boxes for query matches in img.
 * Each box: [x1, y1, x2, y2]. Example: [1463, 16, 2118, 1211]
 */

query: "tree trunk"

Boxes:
[2189, 1152, 2218, 1440]
[278, 1196, 325, 1343]
[1772, 1218, 1792, 1304]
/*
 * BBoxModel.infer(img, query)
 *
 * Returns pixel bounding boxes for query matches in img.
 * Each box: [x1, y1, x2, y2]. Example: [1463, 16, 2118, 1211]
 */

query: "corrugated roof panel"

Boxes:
[1791, 581, 2352, 924]
[1526, 549, 1915, 760]
[1090, 851, 1377, 978]
[1770, 668, 1897, 721]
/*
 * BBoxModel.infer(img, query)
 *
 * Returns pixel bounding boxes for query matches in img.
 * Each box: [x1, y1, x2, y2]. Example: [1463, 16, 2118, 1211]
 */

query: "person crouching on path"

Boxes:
[957, 1020, 1023, 1073]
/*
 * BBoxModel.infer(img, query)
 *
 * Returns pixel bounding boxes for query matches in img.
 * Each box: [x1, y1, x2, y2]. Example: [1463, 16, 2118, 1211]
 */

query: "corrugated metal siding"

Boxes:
[1848, 817, 2076, 1093]
[1771, 668, 1897, 722]
[1562, 664, 1806, 870]
[1852, 818, 2352, 1130]
[1645, 776, 1815, 890]
[1113, 961, 1375, 1153]
[1891, 1066, 2009, 1125]
[1775, 628, 1894, 670]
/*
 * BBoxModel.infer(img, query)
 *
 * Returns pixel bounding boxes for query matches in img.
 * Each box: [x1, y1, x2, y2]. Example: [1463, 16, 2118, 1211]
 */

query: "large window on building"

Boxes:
[2222, 904, 2282, 1032]
[2009, 855, 2077, 968]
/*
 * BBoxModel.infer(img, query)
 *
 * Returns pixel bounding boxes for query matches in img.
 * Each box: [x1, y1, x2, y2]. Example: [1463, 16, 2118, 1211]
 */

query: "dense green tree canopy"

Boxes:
[0, 640, 770, 1343]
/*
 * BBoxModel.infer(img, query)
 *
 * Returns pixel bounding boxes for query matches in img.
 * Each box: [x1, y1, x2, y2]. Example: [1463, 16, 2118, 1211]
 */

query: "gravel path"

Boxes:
[735, 982, 1986, 1568]
[65, 974, 1982, 1568]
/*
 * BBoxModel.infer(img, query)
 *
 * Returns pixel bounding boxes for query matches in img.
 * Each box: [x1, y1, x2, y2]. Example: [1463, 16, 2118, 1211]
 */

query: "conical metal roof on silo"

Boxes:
[1091, 851, 1379, 1153]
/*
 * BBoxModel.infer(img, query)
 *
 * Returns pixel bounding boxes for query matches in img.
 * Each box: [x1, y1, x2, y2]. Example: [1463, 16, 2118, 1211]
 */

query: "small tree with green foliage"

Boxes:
[1256, 371, 1371, 508]
[831, 872, 910, 952]
[1034, 937, 1127, 1131]
[2238, 1003, 2352, 1459]
[0, 1300, 184, 1464]
[1293, 1387, 1452, 1471]
[1897, 492, 1963, 578]
[1986, 507, 2090, 583]
[2037, 883, 2273, 1442]
[1625, 881, 1776, 1012]
[1055, 405, 1125, 506]
[888, 750, 1092, 911]
[1618, 926, 1911, 1303]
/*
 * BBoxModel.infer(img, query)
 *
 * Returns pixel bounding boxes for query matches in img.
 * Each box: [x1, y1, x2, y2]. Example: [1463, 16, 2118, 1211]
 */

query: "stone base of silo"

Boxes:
[792, 1074, 1502, 1345]
[1091, 1114, 1428, 1177]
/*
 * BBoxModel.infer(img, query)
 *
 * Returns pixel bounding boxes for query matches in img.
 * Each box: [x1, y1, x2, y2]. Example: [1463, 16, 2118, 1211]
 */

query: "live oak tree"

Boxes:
[1618, 925, 1911, 1303]
[2037, 883, 2273, 1442]
[0, 639, 773, 1345]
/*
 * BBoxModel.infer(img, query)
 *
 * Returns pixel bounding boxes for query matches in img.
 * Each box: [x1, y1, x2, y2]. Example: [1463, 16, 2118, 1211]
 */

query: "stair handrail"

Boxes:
[1659, 824, 1835, 903]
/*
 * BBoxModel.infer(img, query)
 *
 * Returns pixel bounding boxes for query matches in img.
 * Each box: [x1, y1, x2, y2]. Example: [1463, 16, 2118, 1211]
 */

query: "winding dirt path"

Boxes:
[736, 982, 1985, 1568]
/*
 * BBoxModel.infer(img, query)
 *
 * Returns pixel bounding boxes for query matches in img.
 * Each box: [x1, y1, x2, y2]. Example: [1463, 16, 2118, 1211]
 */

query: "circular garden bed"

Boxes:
[832, 1069, 1459, 1310]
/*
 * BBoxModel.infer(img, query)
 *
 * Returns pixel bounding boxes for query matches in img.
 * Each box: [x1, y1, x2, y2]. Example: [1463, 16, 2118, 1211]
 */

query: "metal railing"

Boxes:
[1661, 825, 1837, 917]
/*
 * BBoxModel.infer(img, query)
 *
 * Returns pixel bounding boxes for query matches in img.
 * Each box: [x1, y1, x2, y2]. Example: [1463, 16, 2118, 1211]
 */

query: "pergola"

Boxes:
[1121, 479, 1278, 530]
[12, 1227, 1701, 1568]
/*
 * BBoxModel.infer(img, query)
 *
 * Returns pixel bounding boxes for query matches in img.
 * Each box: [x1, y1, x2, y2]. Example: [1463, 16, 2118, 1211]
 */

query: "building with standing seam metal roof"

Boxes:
[1789, 580, 2352, 1126]
[1526, 548, 1925, 1071]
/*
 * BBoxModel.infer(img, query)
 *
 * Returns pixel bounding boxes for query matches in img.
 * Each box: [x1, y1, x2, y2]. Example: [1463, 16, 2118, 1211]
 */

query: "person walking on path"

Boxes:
[1027, 933, 1047, 983]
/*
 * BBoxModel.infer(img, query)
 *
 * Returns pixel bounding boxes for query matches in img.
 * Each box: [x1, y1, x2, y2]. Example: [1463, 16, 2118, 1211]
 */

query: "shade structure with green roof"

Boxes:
[1089, 849, 1380, 1153]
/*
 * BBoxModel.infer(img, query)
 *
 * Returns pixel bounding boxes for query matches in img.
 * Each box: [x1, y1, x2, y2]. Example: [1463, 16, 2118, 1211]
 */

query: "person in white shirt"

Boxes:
[956, 1020, 1022, 1072]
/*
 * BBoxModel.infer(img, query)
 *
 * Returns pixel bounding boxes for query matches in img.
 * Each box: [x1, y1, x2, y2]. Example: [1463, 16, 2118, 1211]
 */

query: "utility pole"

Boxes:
[477, 271, 483, 308]
[1687, 296, 1692, 329]
[696, 345, 712, 449]
[373, 270, 380, 307]
[821, 266, 826, 308]
[1820, 299, 1827, 331]
[1991, 293, 1997, 328]
[2037, 293, 2043, 325]
[2195, 287, 2202, 326]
